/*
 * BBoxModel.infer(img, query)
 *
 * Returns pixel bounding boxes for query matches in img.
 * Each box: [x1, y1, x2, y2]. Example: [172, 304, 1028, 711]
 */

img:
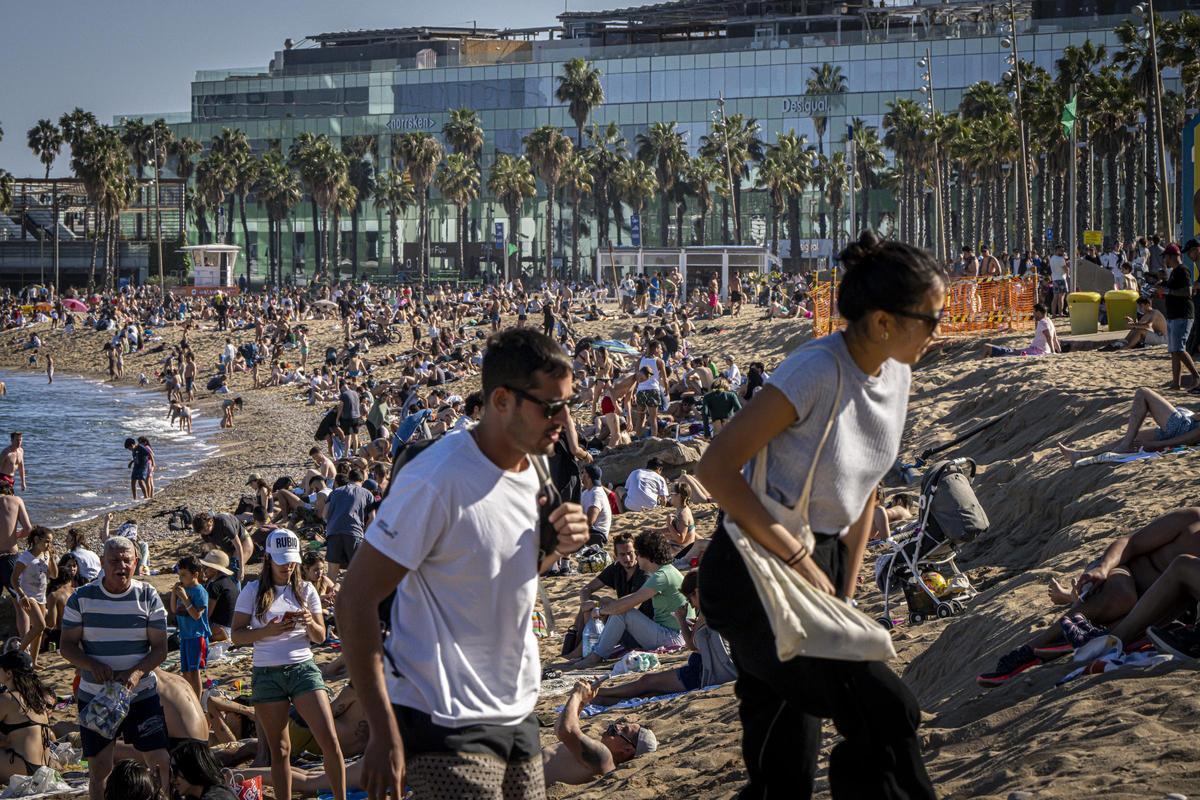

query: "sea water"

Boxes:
[0, 370, 219, 527]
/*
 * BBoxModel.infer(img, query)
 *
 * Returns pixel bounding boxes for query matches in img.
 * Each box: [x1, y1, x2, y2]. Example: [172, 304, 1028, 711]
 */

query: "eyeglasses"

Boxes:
[891, 307, 945, 333]
[503, 385, 574, 419]
[605, 723, 637, 748]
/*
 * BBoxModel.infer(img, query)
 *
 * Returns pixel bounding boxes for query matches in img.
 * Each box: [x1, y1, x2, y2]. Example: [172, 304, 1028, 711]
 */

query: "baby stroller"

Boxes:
[874, 457, 989, 627]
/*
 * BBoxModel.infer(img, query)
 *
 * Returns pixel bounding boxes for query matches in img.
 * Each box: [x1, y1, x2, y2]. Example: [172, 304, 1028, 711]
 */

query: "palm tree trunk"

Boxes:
[351, 208, 360, 280]
[545, 187, 556, 281]
[770, 199, 779, 258]
[89, 212, 101, 290]
[226, 195, 235, 245]
[733, 180, 744, 245]
[1121, 147, 1135, 244]
[332, 205, 343, 282]
[239, 193, 251, 284]
[310, 202, 321, 277]
[659, 188, 670, 248]
[418, 196, 427, 281]
[572, 192, 582, 280]
[787, 196, 800, 270]
[720, 198, 730, 245]
[675, 198, 686, 254]
[1106, 152, 1119, 245]
[389, 211, 399, 274]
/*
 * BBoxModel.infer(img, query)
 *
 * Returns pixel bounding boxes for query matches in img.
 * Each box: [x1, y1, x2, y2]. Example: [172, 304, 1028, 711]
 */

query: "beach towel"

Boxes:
[1057, 648, 1174, 684]
[556, 684, 725, 718]
[1074, 446, 1199, 467]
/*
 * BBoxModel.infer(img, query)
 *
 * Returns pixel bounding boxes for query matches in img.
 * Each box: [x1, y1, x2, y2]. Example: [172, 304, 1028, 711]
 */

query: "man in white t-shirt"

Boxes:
[1049, 245, 1070, 317]
[1101, 241, 1123, 289]
[623, 458, 670, 512]
[581, 465, 612, 546]
[337, 329, 588, 800]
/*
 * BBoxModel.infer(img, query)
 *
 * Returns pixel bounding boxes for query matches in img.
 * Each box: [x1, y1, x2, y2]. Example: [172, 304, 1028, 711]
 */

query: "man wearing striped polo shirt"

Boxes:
[60, 536, 170, 800]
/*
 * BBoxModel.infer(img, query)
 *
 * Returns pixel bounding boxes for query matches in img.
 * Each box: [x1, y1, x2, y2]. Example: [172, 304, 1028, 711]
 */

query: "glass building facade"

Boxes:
[136, 0, 1190, 280]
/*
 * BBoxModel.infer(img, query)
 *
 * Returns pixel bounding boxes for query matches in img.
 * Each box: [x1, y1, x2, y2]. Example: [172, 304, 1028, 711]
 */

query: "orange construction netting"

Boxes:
[810, 275, 1038, 337]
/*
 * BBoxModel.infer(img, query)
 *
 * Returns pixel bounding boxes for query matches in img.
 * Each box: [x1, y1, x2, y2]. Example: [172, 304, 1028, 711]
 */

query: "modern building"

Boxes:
[130, 0, 1195, 282]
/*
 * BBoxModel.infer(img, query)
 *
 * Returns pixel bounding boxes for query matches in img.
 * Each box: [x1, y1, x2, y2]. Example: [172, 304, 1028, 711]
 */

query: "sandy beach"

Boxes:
[3, 306, 1199, 800]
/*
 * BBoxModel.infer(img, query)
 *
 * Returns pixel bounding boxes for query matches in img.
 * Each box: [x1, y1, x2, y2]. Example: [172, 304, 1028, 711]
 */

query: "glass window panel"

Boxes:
[665, 55, 680, 70]
[770, 64, 785, 96]
[651, 71, 665, 102]
[636, 57, 650, 72]
[651, 56, 666, 71]
[665, 69, 680, 101]
[632, 103, 647, 125]
[681, 67, 696, 99]
[756, 51, 771, 66]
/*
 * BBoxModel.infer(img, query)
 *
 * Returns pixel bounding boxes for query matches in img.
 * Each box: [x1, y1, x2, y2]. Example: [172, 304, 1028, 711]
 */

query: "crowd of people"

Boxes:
[1, 228, 1200, 800]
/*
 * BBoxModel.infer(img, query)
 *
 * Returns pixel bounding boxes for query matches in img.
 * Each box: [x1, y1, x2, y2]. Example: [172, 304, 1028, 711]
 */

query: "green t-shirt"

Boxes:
[703, 390, 743, 421]
[644, 564, 687, 631]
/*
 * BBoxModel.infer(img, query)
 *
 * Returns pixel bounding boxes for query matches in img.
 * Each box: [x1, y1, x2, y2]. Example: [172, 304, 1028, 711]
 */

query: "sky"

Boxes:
[0, 0, 580, 177]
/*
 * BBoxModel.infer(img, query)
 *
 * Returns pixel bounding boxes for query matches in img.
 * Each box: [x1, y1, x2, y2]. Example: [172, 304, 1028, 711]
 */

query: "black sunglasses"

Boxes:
[605, 723, 637, 748]
[504, 385, 574, 418]
[891, 307, 945, 333]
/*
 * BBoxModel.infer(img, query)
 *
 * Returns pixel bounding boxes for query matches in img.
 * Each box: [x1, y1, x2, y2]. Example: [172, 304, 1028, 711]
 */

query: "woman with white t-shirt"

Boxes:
[10, 527, 56, 667]
[232, 529, 345, 800]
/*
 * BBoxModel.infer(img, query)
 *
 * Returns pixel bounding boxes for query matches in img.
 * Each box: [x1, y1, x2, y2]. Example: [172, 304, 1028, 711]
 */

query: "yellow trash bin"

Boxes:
[1105, 290, 1139, 332]
[1068, 292, 1102, 335]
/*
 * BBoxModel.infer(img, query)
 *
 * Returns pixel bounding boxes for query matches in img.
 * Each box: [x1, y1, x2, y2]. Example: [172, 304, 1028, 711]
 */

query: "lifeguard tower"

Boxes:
[181, 244, 241, 296]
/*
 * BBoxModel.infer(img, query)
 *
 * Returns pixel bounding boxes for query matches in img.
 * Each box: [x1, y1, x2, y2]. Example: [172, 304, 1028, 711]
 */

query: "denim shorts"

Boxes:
[1158, 408, 1198, 440]
[251, 659, 326, 704]
[1168, 317, 1193, 353]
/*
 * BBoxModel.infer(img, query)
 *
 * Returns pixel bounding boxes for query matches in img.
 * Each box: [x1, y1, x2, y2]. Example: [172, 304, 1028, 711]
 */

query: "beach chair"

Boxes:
[874, 458, 989, 627]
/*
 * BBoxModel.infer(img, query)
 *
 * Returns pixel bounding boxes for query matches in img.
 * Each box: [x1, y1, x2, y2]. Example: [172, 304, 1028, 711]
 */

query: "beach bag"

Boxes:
[77, 683, 132, 739]
[724, 361, 897, 663]
[221, 772, 263, 800]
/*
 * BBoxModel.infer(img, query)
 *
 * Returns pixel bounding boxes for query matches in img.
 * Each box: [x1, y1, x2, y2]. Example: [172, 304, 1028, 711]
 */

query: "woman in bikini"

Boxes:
[663, 481, 698, 559]
[0, 650, 54, 780]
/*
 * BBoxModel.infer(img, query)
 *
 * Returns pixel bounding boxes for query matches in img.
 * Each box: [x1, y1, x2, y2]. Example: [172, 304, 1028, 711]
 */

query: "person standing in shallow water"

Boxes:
[697, 231, 941, 800]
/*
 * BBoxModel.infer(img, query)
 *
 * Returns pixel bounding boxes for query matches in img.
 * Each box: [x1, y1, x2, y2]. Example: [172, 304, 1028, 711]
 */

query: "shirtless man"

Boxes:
[1104, 296, 1167, 350]
[543, 679, 656, 786]
[729, 274, 743, 317]
[0, 433, 26, 493]
[978, 506, 1200, 686]
[115, 669, 208, 759]
[0, 484, 33, 636]
[309, 447, 336, 482]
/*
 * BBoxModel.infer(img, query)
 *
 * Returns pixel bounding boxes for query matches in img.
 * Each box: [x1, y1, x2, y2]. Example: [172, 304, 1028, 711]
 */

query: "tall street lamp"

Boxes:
[919, 49, 946, 263]
[1001, 0, 1034, 255]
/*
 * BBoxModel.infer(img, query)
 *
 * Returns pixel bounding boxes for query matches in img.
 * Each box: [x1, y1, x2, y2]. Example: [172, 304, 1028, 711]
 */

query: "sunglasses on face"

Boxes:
[504, 385, 574, 418]
[605, 723, 637, 748]
[891, 307, 945, 334]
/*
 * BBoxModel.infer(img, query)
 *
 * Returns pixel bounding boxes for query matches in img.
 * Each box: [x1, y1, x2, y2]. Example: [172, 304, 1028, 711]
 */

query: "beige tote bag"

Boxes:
[724, 362, 897, 662]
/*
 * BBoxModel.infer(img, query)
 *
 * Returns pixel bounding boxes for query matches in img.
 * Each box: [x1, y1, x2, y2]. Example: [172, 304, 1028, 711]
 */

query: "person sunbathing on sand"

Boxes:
[543, 679, 657, 787]
[977, 506, 1200, 687]
[1057, 387, 1200, 465]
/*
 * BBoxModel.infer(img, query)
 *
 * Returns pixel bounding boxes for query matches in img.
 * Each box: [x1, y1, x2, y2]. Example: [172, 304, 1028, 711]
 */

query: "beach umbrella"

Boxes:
[62, 298, 88, 312]
[591, 340, 640, 356]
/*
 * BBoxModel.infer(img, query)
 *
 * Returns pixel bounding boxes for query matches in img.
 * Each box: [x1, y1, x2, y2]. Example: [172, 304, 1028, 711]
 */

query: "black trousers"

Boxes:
[699, 523, 936, 800]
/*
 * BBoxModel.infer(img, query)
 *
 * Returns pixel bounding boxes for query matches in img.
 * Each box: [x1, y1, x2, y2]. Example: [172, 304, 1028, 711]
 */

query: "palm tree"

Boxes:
[255, 150, 301, 285]
[684, 156, 721, 245]
[0, 170, 12, 215]
[121, 118, 155, 239]
[823, 152, 849, 252]
[755, 154, 793, 258]
[195, 150, 236, 246]
[1089, 68, 1137, 246]
[289, 133, 324, 274]
[807, 63, 848, 241]
[635, 122, 687, 246]
[849, 119, 886, 234]
[171, 136, 202, 244]
[699, 113, 763, 245]
[395, 132, 443, 280]
[70, 126, 126, 285]
[556, 58, 605, 148]
[58, 108, 97, 155]
[373, 168, 416, 274]
[27, 120, 63, 180]
[614, 158, 658, 230]
[1114, 21, 1166, 234]
[211, 128, 252, 247]
[523, 125, 573, 279]
[561, 150, 593, 277]
[435, 152, 481, 278]
[487, 153, 536, 281]
[442, 108, 484, 258]
[1057, 41, 1108, 237]
[342, 135, 377, 279]
[583, 122, 627, 248]
[332, 184, 357, 280]
[883, 99, 931, 243]
[768, 131, 814, 266]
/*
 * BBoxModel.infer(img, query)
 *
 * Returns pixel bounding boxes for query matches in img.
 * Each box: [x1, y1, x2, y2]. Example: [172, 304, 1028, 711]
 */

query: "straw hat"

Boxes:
[198, 550, 234, 576]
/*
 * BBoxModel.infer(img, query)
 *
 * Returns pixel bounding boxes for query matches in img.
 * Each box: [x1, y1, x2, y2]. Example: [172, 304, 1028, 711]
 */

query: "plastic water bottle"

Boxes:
[581, 609, 605, 657]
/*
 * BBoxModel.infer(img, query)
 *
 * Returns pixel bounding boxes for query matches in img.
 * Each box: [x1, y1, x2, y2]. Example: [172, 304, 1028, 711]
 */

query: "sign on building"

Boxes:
[1083, 230, 1103, 246]
[386, 116, 436, 131]
[630, 214, 641, 247]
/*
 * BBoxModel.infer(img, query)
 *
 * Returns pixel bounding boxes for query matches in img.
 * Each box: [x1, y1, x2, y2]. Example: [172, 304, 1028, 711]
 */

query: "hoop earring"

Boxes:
[882, 331, 890, 341]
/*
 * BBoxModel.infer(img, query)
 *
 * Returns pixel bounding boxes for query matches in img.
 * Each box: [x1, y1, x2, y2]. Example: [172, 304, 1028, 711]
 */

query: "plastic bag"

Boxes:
[222, 772, 263, 800]
[610, 651, 660, 676]
[1, 767, 73, 798]
[77, 683, 132, 740]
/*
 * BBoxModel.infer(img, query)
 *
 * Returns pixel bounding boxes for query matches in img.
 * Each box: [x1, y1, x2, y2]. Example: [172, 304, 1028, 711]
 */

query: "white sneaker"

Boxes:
[1073, 634, 1123, 663]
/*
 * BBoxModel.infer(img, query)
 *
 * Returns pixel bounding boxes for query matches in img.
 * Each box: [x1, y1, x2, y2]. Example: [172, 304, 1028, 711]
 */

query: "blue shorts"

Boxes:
[676, 652, 703, 691]
[179, 637, 208, 672]
[1168, 318, 1193, 353]
[1158, 408, 1198, 440]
